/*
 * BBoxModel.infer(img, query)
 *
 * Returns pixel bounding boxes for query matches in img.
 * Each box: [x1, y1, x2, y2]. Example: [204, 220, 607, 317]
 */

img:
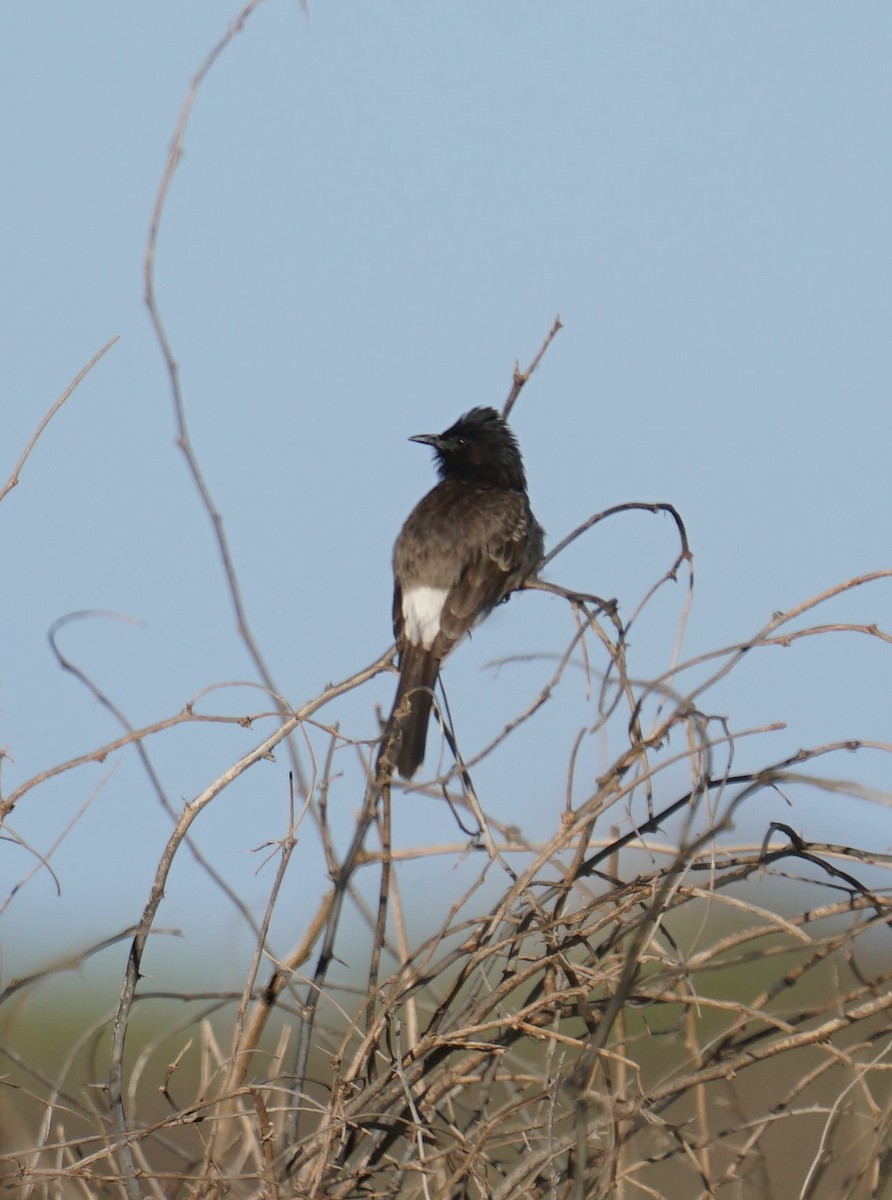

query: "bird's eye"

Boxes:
[455, 436, 466, 447]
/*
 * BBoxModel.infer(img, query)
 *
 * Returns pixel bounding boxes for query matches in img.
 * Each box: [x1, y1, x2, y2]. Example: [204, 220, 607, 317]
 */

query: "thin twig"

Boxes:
[503, 315, 563, 420]
[0, 336, 119, 506]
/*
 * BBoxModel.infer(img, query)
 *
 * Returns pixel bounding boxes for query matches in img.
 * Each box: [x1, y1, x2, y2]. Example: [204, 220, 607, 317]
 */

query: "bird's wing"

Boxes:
[433, 492, 540, 657]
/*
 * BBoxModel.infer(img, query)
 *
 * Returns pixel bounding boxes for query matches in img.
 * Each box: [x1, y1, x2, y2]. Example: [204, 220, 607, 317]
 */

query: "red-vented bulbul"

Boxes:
[380, 406, 544, 779]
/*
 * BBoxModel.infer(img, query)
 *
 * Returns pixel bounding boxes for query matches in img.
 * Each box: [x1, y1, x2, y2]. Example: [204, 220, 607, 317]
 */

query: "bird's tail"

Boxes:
[380, 645, 439, 779]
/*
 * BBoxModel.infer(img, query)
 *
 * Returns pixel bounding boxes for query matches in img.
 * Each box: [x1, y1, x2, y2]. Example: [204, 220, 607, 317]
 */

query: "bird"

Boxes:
[379, 405, 545, 779]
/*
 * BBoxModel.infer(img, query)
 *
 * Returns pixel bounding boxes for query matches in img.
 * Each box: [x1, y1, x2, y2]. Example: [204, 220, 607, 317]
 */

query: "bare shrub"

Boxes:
[4, 320, 891, 1199]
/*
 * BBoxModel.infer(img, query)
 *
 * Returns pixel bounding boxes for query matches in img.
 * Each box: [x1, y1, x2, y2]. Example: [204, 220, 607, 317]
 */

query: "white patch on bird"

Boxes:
[402, 586, 448, 649]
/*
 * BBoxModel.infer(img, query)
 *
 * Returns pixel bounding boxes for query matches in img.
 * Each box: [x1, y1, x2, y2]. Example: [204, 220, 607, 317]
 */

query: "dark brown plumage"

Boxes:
[380, 406, 544, 779]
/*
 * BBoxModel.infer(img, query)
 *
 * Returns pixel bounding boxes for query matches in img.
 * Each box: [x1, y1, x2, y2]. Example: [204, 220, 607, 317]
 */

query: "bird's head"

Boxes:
[410, 406, 528, 490]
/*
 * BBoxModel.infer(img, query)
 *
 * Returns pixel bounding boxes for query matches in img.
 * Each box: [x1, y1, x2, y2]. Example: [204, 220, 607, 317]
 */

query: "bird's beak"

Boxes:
[409, 433, 441, 448]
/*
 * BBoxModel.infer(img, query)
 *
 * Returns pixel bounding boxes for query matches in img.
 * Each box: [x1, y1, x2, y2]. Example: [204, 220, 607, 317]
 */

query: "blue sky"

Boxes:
[2, 4, 890, 986]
